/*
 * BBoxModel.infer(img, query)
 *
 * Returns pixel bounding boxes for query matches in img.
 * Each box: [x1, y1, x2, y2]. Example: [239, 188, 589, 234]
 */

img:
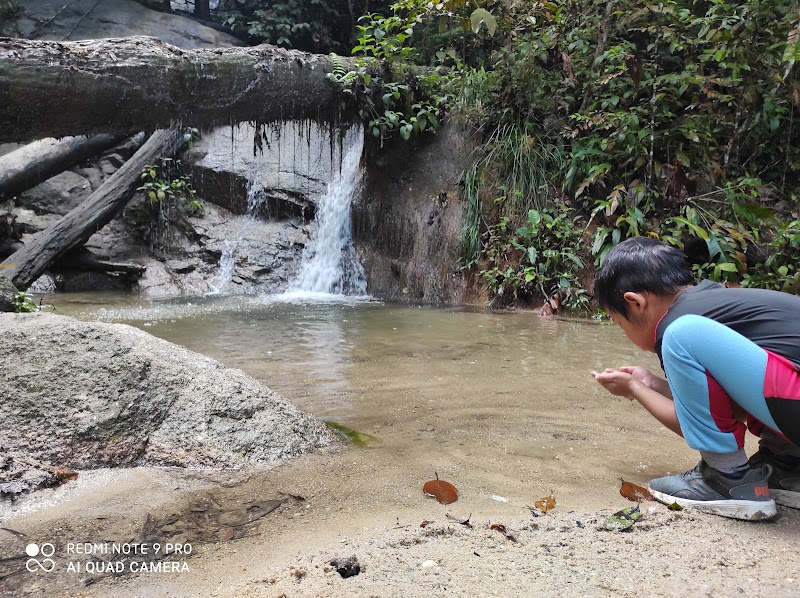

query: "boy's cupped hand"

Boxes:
[591, 365, 660, 400]
[591, 368, 638, 399]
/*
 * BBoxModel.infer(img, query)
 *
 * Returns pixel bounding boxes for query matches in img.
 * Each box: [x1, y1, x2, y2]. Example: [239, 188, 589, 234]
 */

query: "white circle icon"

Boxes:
[25, 543, 39, 557]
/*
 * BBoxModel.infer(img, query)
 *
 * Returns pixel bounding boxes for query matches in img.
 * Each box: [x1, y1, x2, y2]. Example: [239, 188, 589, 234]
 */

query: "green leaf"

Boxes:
[603, 505, 642, 532]
[592, 228, 610, 255]
[527, 247, 538, 265]
[716, 262, 738, 272]
[470, 8, 497, 37]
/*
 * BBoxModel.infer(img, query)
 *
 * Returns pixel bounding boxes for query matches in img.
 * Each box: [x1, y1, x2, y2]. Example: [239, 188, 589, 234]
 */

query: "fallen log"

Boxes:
[0, 134, 127, 201]
[0, 128, 183, 290]
[0, 36, 361, 144]
[54, 247, 146, 278]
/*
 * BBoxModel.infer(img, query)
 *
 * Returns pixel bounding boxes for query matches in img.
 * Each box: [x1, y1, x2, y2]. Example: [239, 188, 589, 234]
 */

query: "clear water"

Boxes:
[2, 293, 705, 597]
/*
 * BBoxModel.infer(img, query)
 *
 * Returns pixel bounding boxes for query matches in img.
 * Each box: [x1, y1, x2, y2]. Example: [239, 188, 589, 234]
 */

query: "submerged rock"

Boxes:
[0, 313, 341, 490]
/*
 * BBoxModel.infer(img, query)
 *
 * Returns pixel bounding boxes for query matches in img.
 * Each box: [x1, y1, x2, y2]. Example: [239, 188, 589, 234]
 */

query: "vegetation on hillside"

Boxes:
[186, 1, 800, 310]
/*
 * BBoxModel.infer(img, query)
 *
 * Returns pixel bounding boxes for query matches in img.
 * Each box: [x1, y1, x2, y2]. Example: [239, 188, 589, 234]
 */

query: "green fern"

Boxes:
[326, 53, 358, 88]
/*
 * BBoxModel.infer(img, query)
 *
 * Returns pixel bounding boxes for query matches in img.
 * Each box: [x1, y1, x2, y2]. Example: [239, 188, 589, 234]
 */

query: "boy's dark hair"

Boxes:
[595, 237, 692, 317]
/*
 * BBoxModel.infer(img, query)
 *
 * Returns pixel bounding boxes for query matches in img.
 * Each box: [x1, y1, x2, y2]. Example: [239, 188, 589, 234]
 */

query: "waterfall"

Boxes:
[289, 125, 367, 296]
[209, 181, 268, 294]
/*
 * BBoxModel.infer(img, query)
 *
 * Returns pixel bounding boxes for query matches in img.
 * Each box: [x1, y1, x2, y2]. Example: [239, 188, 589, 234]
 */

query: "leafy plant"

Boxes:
[478, 204, 590, 311]
[224, 0, 342, 52]
[448, 0, 799, 304]
[12, 290, 38, 313]
[131, 158, 203, 251]
[325, 2, 454, 144]
[742, 216, 800, 292]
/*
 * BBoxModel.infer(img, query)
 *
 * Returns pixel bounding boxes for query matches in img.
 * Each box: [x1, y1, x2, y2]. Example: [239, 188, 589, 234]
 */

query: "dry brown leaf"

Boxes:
[420, 520, 434, 528]
[489, 523, 517, 542]
[423, 479, 458, 505]
[619, 479, 653, 502]
[53, 465, 78, 483]
[534, 494, 556, 513]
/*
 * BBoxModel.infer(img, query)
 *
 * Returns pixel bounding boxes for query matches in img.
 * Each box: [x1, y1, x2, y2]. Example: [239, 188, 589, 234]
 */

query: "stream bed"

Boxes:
[1, 293, 705, 595]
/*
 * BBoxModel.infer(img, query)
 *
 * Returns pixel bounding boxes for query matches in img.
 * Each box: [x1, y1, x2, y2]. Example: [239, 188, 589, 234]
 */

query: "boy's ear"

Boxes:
[622, 291, 648, 316]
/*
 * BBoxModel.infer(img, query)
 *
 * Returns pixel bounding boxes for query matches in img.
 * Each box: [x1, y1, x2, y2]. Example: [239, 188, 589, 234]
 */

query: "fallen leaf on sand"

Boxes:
[667, 501, 684, 511]
[534, 494, 556, 513]
[619, 479, 653, 502]
[603, 505, 642, 532]
[489, 523, 517, 542]
[420, 520, 434, 528]
[423, 479, 458, 505]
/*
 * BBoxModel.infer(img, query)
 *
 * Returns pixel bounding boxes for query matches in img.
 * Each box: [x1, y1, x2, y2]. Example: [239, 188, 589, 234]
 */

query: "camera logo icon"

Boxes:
[25, 543, 56, 573]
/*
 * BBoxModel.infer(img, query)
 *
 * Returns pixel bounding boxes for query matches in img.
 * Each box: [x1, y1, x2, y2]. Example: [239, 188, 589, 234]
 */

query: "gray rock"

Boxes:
[0, 275, 17, 312]
[186, 122, 334, 218]
[15, 171, 92, 216]
[5, 0, 243, 49]
[0, 312, 341, 473]
[353, 121, 476, 304]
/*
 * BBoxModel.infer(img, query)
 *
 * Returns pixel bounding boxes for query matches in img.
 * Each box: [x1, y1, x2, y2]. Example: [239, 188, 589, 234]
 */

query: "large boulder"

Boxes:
[0, 313, 341, 474]
[4, 0, 243, 49]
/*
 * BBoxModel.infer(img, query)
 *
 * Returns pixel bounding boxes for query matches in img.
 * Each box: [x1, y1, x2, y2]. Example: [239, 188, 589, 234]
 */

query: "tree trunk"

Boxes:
[0, 134, 126, 201]
[0, 36, 360, 144]
[0, 128, 183, 290]
[194, 0, 211, 20]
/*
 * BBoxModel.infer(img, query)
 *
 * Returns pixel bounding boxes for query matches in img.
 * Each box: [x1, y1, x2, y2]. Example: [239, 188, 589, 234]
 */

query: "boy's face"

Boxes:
[607, 309, 655, 352]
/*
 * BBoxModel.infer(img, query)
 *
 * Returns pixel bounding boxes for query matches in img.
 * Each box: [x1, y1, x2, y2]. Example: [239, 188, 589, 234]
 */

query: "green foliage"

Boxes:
[477, 204, 590, 311]
[12, 290, 38, 313]
[326, 2, 454, 143]
[224, 0, 342, 52]
[742, 215, 800, 292]
[434, 0, 800, 304]
[131, 158, 202, 251]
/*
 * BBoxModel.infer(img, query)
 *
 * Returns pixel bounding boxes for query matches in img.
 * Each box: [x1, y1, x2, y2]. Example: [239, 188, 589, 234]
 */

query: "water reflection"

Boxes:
[46, 293, 696, 515]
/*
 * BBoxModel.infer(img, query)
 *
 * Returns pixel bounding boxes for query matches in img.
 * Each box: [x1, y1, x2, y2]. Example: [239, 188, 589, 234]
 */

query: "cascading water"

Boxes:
[209, 181, 268, 294]
[289, 125, 367, 296]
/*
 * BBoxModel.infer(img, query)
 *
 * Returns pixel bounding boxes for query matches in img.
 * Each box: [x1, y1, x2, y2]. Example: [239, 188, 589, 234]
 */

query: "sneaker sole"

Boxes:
[772, 489, 800, 509]
[648, 488, 777, 521]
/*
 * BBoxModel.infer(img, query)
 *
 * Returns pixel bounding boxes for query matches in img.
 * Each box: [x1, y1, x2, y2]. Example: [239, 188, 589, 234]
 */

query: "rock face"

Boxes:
[353, 122, 478, 304]
[185, 121, 347, 219]
[3, 0, 243, 49]
[0, 275, 17, 312]
[0, 312, 341, 474]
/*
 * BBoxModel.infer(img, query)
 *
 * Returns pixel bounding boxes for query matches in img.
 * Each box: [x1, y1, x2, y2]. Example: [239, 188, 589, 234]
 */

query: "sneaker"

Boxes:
[749, 448, 800, 509]
[647, 460, 776, 521]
